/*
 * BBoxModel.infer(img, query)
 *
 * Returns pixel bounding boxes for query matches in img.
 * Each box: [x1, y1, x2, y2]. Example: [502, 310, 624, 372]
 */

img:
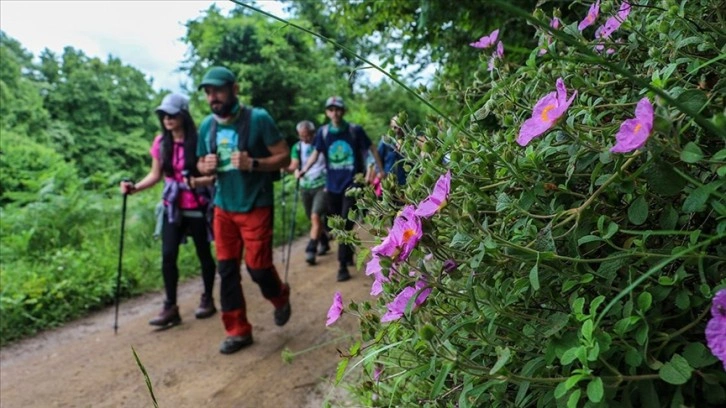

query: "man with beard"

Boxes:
[196, 66, 291, 355]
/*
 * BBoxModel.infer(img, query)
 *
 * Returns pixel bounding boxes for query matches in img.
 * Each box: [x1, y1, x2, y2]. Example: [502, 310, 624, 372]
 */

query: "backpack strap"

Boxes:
[298, 142, 303, 171]
[208, 120, 218, 154]
[322, 124, 330, 145]
[236, 106, 252, 152]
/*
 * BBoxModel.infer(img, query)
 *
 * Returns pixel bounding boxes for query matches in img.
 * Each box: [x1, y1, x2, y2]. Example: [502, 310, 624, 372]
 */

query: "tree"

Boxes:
[0, 31, 50, 136]
[38, 47, 158, 177]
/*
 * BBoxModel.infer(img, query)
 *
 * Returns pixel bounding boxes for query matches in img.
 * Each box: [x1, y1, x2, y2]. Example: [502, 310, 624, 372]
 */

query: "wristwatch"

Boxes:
[251, 159, 260, 171]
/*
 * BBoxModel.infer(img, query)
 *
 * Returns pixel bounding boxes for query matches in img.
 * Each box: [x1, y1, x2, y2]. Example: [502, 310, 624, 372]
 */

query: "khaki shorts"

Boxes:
[301, 186, 326, 218]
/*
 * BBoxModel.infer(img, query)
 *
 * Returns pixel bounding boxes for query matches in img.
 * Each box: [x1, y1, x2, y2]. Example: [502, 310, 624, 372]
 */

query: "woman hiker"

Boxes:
[120, 93, 217, 327]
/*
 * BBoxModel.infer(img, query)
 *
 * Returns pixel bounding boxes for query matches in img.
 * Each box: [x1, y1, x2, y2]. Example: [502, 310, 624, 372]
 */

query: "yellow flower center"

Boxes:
[402, 229, 415, 243]
[541, 104, 555, 123]
[634, 123, 642, 133]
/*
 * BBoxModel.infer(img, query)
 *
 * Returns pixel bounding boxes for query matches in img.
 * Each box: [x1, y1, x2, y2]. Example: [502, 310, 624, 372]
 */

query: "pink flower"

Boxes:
[517, 78, 577, 146]
[470, 29, 499, 49]
[578, 0, 601, 31]
[326, 291, 343, 326]
[610, 97, 654, 153]
[380, 279, 432, 322]
[372, 205, 422, 262]
[595, 2, 631, 53]
[414, 171, 451, 218]
[706, 289, 726, 370]
[371, 278, 385, 297]
[540, 17, 562, 56]
[366, 256, 389, 296]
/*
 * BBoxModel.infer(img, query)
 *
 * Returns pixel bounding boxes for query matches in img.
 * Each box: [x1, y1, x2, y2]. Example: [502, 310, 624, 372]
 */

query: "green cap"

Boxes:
[198, 66, 236, 90]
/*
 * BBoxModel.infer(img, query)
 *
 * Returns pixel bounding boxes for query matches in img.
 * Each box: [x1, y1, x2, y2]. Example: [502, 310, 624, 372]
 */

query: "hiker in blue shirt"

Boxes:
[297, 97, 384, 282]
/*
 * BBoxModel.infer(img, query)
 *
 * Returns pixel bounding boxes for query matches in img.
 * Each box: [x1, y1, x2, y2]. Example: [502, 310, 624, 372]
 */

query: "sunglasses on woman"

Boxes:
[158, 112, 180, 120]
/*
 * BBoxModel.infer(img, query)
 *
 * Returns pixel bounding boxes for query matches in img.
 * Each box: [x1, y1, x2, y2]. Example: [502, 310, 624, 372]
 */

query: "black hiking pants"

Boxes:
[161, 212, 216, 306]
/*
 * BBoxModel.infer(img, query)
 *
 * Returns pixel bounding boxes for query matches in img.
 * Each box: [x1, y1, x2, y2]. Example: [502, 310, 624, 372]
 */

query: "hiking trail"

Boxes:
[0, 235, 373, 408]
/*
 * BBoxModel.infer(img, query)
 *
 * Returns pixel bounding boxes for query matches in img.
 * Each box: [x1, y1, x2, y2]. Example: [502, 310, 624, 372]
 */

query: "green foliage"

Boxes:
[0, 31, 50, 135]
[340, 1, 726, 407]
[38, 47, 158, 178]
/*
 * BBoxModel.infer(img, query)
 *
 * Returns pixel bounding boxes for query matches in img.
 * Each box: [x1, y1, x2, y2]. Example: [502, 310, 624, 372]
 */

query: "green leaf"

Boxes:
[625, 347, 643, 367]
[554, 382, 569, 399]
[543, 313, 570, 337]
[431, 362, 454, 398]
[676, 89, 708, 113]
[628, 196, 649, 225]
[682, 185, 712, 213]
[645, 162, 686, 196]
[561, 347, 580, 365]
[489, 346, 512, 375]
[335, 357, 349, 384]
[565, 373, 584, 390]
[581, 319, 594, 342]
[675, 290, 690, 310]
[355, 248, 370, 271]
[682, 342, 718, 368]
[529, 263, 540, 292]
[637, 292, 652, 311]
[567, 389, 581, 408]
[586, 378, 604, 403]
[578, 235, 602, 246]
[603, 221, 619, 240]
[680, 142, 704, 163]
[659, 205, 678, 230]
[496, 192, 512, 212]
[658, 354, 693, 385]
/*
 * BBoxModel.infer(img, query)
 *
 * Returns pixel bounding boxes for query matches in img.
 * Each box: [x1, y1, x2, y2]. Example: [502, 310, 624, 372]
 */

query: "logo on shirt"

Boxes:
[327, 140, 354, 171]
[217, 128, 237, 172]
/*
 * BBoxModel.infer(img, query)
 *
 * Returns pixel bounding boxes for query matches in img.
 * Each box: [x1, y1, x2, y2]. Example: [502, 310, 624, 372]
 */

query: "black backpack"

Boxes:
[208, 107, 281, 181]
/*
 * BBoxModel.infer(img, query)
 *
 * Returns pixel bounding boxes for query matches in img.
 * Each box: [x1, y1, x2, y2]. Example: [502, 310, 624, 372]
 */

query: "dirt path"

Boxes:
[0, 235, 373, 408]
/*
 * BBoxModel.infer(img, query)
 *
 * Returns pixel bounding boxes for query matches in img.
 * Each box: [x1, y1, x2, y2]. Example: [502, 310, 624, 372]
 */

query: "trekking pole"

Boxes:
[114, 183, 130, 334]
[283, 179, 300, 283]
[280, 170, 287, 266]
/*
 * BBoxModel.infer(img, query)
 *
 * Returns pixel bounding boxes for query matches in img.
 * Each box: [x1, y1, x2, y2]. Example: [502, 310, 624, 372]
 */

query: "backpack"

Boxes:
[208, 107, 281, 181]
[321, 123, 366, 175]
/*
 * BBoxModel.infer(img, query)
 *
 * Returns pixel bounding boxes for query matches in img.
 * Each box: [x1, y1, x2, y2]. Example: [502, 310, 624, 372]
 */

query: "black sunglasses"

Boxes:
[158, 111, 180, 120]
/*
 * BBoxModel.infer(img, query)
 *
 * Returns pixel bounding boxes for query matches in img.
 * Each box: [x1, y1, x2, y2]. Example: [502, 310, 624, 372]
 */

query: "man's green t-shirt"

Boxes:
[291, 141, 326, 190]
[197, 105, 282, 213]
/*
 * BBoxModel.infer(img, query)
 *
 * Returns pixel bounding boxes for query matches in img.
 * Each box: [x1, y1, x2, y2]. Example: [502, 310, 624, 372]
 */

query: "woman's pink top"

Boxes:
[150, 135, 202, 210]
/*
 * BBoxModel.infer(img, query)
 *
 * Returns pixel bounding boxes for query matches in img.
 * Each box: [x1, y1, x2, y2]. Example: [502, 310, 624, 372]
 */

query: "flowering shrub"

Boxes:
[332, 1, 725, 406]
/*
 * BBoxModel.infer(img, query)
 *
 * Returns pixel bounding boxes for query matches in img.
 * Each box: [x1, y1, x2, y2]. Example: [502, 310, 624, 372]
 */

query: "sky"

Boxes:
[0, 0, 289, 94]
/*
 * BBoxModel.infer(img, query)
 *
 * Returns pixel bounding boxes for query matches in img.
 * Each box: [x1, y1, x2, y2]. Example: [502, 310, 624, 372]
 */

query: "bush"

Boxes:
[337, 1, 725, 407]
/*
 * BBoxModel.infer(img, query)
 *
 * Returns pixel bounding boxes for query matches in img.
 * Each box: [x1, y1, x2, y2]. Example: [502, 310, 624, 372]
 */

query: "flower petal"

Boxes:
[326, 292, 343, 326]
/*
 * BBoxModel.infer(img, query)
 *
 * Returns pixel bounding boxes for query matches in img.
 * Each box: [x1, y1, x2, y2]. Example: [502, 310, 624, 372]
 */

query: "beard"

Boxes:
[210, 96, 238, 117]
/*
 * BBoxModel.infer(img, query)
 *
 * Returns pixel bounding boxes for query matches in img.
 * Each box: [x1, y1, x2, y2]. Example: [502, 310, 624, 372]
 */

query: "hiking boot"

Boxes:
[318, 234, 330, 256]
[194, 293, 217, 319]
[318, 243, 330, 256]
[305, 251, 316, 265]
[337, 266, 351, 282]
[219, 334, 254, 354]
[274, 284, 291, 326]
[149, 304, 181, 327]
